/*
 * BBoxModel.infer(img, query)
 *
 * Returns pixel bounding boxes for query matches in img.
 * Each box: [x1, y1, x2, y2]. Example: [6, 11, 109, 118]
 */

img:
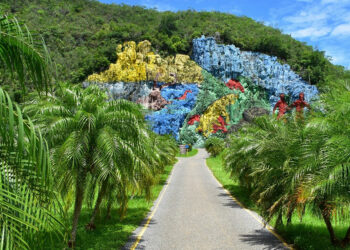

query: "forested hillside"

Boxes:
[1, 0, 346, 87]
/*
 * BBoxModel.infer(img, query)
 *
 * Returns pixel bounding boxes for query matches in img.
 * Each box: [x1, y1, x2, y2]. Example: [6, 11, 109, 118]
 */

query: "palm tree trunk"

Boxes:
[319, 203, 339, 246]
[286, 204, 295, 225]
[275, 210, 283, 228]
[68, 171, 87, 248]
[86, 180, 108, 230]
[106, 195, 112, 219]
[300, 204, 306, 222]
[341, 227, 350, 247]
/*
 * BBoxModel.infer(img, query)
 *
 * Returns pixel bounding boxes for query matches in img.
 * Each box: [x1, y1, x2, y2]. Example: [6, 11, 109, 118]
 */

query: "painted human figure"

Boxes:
[213, 116, 228, 133]
[290, 92, 311, 120]
[188, 114, 200, 125]
[153, 72, 161, 89]
[178, 90, 192, 100]
[273, 93, 289, 120]
[225, 79, 245, 93]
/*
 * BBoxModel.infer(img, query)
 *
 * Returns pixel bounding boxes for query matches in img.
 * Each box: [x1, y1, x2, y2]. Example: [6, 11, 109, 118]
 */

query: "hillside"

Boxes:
[0, 0, 342, 86]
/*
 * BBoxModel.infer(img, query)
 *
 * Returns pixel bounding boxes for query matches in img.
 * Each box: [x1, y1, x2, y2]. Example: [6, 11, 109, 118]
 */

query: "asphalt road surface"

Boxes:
[124, 149, 288, 250]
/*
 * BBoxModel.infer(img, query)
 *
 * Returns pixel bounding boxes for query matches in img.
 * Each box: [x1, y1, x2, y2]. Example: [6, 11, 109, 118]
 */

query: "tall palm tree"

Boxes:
[224, 85, 350, 247]
[225, 116, 307, 226]
[0, 15, 60, 249]
[86, 132, 177, 229]
[302, 79, 350, 246]
[24, 83, 174, 246]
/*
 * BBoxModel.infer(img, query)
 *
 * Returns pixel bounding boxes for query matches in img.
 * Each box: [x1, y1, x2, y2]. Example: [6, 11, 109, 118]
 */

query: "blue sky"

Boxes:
[98, 0, 350, 69]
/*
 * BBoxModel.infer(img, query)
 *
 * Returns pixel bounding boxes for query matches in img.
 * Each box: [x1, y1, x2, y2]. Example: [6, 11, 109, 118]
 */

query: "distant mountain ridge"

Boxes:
[0, 0, 334, 85]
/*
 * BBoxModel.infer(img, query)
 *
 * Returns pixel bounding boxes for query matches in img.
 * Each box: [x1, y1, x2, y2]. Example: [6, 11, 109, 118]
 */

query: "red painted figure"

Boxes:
[273, 93, 289, 120]
[225, 79, 245, 93]
[188, 114, 200, 125]
[178, 90, 192, 100]
[291, 92, 311, 120]
[213, 116, 228, 133]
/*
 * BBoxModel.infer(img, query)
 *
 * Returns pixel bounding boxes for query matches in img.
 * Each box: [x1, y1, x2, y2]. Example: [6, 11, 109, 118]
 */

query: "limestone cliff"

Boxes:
[192, 36, 319, 107]
[196, 94, 237, 137]
[87, 40, 203, 84]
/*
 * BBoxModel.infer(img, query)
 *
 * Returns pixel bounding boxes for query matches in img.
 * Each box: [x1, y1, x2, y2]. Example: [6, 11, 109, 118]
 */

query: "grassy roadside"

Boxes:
[77, 164, 175, 250]
[206, 153, 349, 250]
[44, 164, 175, 249]
[176, 148, 198, 158]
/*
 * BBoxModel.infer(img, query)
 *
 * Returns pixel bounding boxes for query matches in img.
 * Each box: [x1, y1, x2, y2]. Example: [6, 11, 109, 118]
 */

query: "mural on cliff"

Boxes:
[179, 71, 269, 147]
[88, 40, 203, 84]
[192, 36, 319, 107]
[84, 37, 318, 146]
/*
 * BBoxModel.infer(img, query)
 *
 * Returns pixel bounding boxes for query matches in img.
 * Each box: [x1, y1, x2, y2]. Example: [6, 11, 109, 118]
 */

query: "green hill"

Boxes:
[0, 0, 348, 86]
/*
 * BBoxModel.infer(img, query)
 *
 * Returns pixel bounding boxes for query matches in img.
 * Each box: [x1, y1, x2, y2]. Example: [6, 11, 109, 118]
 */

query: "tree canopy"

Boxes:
[0, 0, 343, 86]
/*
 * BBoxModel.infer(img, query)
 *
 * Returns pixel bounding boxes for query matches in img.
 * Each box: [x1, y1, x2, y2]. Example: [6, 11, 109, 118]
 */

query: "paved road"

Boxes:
[124, 149, 288, 250]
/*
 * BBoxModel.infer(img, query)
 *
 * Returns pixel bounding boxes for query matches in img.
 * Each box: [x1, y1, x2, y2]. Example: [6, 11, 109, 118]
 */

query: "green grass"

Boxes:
[40, 164, 174, 250]
[206, 153, 349, 250]
[176, 148, 198, 158]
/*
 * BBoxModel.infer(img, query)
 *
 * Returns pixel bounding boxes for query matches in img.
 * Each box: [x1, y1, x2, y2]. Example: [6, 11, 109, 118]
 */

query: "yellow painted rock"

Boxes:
[197, 94, 237, 137]
[87, 40, 203, 83]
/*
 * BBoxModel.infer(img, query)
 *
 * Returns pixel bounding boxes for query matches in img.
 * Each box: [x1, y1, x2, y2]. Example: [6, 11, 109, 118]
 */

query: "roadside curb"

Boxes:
[127, 162, 177, 250]
[205, 156, 294, 250]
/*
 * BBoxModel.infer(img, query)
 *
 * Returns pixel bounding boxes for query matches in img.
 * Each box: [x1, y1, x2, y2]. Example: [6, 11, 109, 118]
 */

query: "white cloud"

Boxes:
[291, 26, 331, 38]
[322, 44, 350, 68]
[331, 23, 350, 36]
[268, 0, 350, 67]
[284, 11, 328, 24]
[321, 0, 350, 4]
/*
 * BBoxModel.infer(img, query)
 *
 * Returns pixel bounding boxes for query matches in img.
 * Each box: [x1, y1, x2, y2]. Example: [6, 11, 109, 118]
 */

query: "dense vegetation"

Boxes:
[223, 77, 350, 248]
[204, 137, 225, 157]
[0, 0, 346, 89]
[0, 14, 178, 249]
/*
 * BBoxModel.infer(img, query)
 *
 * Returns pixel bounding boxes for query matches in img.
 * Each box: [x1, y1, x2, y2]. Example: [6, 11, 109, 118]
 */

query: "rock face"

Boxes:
[146, 84, 199, 139]
[179, 72, 270, 146]
[228, 107, 269, 133]
[87, 40, 203, 84]
[83, 81, 153, 106]
[196, 94, 237, 137]
[192, 36, 319, 107]
[148, 88, 171, 110]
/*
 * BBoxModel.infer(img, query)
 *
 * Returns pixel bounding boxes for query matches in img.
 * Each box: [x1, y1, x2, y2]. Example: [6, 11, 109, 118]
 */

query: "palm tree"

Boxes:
[0, 89, 62, 249]
[86, 132, 177, 229]
[224, 116, 307, 226]
[302, 79, 350, 246]
[24, 83, 174, 246]
[224, 83, 350, 247]
[0, 15, 51, 91]
[0, 15, 60, 249]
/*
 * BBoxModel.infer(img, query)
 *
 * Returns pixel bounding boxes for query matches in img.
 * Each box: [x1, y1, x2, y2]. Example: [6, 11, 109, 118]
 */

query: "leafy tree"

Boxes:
[1, 0, 342, 85]
[158, 14, 177, 36]
[204, 137, 225, 157]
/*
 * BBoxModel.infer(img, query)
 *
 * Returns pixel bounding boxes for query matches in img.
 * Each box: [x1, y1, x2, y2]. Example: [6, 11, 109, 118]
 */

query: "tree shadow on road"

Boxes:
[239, 229, 287, 250]
[122, 217, 158, 250]
[216, 185, 256, 209]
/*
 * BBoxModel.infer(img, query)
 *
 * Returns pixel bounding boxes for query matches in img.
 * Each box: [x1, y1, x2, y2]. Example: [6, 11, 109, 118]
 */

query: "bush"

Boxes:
[204, 137, 225, 157]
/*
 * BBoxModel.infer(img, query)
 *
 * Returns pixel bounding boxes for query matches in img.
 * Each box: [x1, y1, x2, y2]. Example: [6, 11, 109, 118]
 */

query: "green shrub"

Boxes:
[204, 137, 225, 156]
